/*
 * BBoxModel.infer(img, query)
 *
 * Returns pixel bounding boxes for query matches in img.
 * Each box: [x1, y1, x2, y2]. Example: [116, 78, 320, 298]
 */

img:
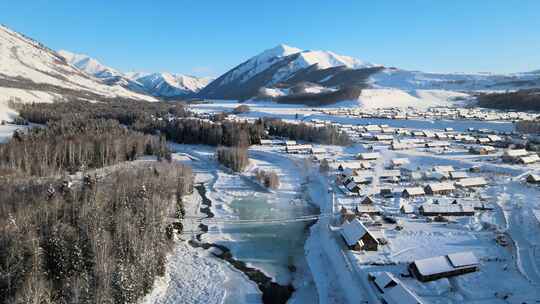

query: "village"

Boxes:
[319, 106, 538, 122]
[239, 109, 540, 304]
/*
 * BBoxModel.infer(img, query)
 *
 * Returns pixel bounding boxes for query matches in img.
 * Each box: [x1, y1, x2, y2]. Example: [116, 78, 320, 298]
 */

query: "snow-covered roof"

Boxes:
[504, 149, 529, 157]
[380, 170, 401, 178]
[356, 205, 383, 214]
[447, 251, 479, 268]
[310, 147, 326, 154]
[449, 171, 468, 179]
[432, 165, 455, 172]
[425, 182, 455, 192]
[420, 203, 474, 214]
[339, 161, 372, 170]
[520, 154, 540, 164]
[357, 152, 381, 160]
[370, 272, 425, 304]
[527, 174, 540, 182]
[403, 187, 425, 196]
[340, 219, 375, 246]
[455, 177, 487, 188]
[391, 158, 410, 166]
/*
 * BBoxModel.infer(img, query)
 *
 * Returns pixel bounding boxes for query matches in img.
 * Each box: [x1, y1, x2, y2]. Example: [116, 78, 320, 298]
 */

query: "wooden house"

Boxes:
[340, 219, 379, 251]
[455, 177, 487, 188]
[409, 252, 479, 282]
[355, 205, 383, 216]
[424, 182, 455, 195]
[418, 203, 475, 216]
[402, 187, 425, 198]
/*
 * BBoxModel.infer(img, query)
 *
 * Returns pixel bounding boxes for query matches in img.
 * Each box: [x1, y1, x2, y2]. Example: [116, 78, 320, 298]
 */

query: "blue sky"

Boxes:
[1, 0, 539, 77]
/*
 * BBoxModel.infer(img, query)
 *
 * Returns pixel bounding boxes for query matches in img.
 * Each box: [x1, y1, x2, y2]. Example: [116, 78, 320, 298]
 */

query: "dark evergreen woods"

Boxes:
[0, 162, 193, 304]
[15, 100, 352, 147]
[0, 119, 170, 176]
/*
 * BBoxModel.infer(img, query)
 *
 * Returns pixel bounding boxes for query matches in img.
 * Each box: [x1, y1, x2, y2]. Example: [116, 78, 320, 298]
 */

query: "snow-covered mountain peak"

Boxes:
[257, 44, 303, 59]
[58, 50, 121, 77]
[296, 49, 375, 70]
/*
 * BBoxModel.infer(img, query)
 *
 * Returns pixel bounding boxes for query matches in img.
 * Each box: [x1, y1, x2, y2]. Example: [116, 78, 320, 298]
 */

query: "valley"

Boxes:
[1, 9, 540, 304]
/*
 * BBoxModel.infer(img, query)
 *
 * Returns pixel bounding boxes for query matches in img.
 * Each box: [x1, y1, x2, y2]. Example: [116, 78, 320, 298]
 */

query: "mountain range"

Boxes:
[58, 50, 213, 99]
[1, 23, 540, 116]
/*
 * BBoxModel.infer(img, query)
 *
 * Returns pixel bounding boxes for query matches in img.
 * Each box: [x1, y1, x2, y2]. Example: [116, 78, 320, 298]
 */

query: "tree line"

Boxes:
[0, 118, 170, 177]
[16, 102, 352, 147]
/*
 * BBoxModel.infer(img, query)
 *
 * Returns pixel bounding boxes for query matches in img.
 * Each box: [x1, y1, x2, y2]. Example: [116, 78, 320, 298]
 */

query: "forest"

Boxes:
[16, 101, 352, 148]
[0, 118, 170, 177]
[0, 161, 193, 304]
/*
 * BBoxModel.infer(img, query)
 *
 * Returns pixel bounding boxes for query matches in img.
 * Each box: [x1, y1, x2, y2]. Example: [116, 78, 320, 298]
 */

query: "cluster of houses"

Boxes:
[320, 106, 536, 122]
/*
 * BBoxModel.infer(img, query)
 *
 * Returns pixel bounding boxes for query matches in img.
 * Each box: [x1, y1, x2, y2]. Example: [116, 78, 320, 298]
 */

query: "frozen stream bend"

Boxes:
[143, 144, 319, 304]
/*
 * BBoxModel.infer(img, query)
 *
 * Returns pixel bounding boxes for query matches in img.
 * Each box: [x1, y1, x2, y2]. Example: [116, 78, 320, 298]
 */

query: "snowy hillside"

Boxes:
[0, 24, 156, 119]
